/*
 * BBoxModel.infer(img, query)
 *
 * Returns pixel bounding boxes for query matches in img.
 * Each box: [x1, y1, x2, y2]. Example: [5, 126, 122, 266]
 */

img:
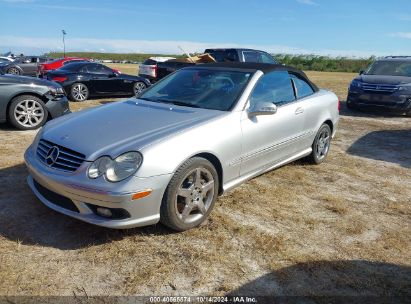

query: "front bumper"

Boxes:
[24, 144, 172, 229]
[347, 90, 411, 113]
[45, 95, 71, 119]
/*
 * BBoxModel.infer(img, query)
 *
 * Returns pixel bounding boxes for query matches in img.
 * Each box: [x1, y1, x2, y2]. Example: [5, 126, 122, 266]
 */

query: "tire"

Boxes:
[406, 111, 411, 117]
[8, 95, 48, 130]
[160, 157, 219, 231]
[70, 83, 89, 102]
[133, 81, 147, 96]
[7, 67, 20, 75]
[307, 124, 332, 165]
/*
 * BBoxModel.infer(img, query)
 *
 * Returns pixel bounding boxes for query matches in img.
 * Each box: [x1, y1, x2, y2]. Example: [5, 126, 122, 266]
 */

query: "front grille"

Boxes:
[33, 179, 79, 213]
[362, 83, 398, 93]
[36, 139, 85, 172]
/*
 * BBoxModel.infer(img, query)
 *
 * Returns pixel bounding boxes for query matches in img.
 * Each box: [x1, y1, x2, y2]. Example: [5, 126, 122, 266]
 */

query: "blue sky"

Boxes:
[1, 0, 411, 57]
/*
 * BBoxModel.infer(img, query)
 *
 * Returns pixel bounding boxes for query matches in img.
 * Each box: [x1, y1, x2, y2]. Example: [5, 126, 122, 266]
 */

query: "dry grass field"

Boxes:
[0, 65, 410, 298]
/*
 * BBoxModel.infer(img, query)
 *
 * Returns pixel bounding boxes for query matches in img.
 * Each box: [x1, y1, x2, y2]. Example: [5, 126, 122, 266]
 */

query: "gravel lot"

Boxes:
[0, 69, 410, 297]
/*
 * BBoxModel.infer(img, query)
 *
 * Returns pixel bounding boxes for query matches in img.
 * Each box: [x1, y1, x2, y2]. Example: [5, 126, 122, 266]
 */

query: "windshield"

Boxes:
[365, 61, 411, 77]
[139, 69, 253, 111]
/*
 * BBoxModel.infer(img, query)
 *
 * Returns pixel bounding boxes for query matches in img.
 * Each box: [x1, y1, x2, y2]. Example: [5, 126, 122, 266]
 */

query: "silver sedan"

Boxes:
[25, 63, 339, 231]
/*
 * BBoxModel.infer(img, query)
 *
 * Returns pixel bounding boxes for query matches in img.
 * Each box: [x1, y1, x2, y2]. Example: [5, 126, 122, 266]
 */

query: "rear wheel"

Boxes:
[8, 95, 48, 130]
[70, 83, 89, 102]
[7, 67, 20, 75]
[307, 124, 332, 164]
[133, 81, 146, 96]
[406, 111, 411, 117]
[160, 157, 219, 231]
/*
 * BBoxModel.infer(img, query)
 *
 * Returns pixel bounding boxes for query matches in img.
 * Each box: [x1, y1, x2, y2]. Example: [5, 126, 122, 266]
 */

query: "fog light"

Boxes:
[96, 207, 112, 218]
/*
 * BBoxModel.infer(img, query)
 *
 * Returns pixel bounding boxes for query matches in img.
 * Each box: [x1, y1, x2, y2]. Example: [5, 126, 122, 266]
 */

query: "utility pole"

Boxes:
[62, 30, 67, 57]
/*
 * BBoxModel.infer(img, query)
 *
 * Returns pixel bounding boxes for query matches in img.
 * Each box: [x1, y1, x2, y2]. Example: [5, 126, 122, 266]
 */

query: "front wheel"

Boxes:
[70, 83, 89, 102]
[160, 157, 219, 231]
[307, 124, 332, 164]
[133, 81, 147, 96]
[7, 67, 20, 75]
[8, 95, 48, 130]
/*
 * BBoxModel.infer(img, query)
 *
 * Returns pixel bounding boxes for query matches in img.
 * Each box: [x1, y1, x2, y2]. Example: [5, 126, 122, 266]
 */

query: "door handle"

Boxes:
[295, 107, 304, 115]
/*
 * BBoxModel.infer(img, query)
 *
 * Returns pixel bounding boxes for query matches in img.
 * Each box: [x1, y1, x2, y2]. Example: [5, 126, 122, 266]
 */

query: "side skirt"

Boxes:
[222, 148, 312, 193]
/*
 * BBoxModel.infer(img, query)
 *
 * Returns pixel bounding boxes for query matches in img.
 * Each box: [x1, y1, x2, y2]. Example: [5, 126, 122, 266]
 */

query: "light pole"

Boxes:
[62, 30, 67, 57]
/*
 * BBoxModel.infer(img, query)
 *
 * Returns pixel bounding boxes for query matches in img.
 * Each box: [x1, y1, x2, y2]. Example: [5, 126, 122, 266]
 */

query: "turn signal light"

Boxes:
[132, 189, 152, 200]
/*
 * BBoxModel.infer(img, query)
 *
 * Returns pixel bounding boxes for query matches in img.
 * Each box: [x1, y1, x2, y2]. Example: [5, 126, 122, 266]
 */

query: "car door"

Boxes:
[240, 71, 306, 176]
[88, 64, 122, 94]
[20, 57, 39, 76]
[289, 73, 319, 148]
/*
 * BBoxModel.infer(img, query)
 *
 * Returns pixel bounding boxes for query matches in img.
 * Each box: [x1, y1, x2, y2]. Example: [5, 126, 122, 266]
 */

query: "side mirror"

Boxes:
[249, 101, 277, 116]
[359, 70, 364, 75]
[109, 72, 118, 78]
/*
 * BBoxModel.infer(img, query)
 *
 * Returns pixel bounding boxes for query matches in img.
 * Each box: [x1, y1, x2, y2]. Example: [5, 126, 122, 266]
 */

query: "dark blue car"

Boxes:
[347, 56, 411, 116]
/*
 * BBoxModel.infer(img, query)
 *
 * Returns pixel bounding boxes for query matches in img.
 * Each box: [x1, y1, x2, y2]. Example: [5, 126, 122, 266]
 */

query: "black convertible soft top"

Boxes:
[188, 62, 319, 92]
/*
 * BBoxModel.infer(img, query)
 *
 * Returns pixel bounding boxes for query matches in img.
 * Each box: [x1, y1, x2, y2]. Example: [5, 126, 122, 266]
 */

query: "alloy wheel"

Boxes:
[7, 68, 20, 75]
[72, 84, 88, 101]
[315, 128, 330, 160]
[134, 82, 146, 95]
[13, 98, 45, 128]
[174, 167, 215, 224]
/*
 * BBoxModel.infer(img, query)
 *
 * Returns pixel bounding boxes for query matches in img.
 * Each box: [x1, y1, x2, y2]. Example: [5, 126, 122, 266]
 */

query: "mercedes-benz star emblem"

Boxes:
[45, 146, 60, 166]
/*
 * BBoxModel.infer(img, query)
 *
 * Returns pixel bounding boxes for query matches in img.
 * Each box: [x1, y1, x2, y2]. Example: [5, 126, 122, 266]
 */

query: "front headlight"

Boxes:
[350, 79, 362, 88]
[398, 85, 411, 91]
[88, 152, 143, 182]
[48, 86, 66, 96]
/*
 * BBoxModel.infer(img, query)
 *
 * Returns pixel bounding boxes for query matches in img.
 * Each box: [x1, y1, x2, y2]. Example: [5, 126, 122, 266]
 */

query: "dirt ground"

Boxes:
[0, 67, 410, 297]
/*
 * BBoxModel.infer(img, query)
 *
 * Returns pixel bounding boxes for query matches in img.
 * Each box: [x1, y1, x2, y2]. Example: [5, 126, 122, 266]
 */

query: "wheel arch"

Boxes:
[6, 92, 50, 122]
[323, 119, 333, 134]
[6, 65, 23, 74]
[172, 152, 223, 196]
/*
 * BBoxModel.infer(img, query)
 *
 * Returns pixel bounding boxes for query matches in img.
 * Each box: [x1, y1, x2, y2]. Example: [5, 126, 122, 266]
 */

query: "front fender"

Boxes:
[136, 112, 243, 185]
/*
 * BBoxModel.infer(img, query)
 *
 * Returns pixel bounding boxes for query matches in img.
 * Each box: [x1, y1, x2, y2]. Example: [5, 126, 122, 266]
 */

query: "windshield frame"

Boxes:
[138, 67, 255, 111]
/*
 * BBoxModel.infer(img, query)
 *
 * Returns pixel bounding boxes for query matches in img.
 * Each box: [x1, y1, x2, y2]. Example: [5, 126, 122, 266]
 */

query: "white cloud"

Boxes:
[0, 35, 401, 58]
[296, 0, 318, 6]
[391, 32, 411, 39]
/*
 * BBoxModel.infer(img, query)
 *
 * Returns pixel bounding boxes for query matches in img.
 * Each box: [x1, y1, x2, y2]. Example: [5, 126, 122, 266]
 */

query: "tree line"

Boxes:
[47, 52, 375, 73]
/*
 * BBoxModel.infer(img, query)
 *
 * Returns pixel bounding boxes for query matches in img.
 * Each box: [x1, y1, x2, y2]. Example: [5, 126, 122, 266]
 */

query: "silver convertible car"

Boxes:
[25, 63, 339, 231]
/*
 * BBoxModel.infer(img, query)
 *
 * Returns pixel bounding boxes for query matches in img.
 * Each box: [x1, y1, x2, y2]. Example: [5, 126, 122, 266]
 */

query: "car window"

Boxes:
[260, 53, 276, 64]
[87, 64, 112, 74]
[80, 65, 89, 73]
[206, 50, 239, 62]
[242, 51, 260, 62]
[139, 69, 253, 111]
[249, 71, 295, 106]
[290, 74, 314, 98]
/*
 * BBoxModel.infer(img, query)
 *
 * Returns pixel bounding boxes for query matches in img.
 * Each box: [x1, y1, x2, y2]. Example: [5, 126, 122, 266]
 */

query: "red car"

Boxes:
[37, 57, 89, 77]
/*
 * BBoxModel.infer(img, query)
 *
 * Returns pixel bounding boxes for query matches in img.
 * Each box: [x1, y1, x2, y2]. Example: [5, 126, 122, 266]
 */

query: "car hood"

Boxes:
[42, 99, 226, 160]
[1, 74, 61, 87]
[357, 75, 411, 85]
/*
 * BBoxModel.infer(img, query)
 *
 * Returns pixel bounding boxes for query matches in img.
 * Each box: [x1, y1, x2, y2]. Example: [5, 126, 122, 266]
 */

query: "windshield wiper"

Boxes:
[155, 99, 201, 108]
[138, 97, 156, 102]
